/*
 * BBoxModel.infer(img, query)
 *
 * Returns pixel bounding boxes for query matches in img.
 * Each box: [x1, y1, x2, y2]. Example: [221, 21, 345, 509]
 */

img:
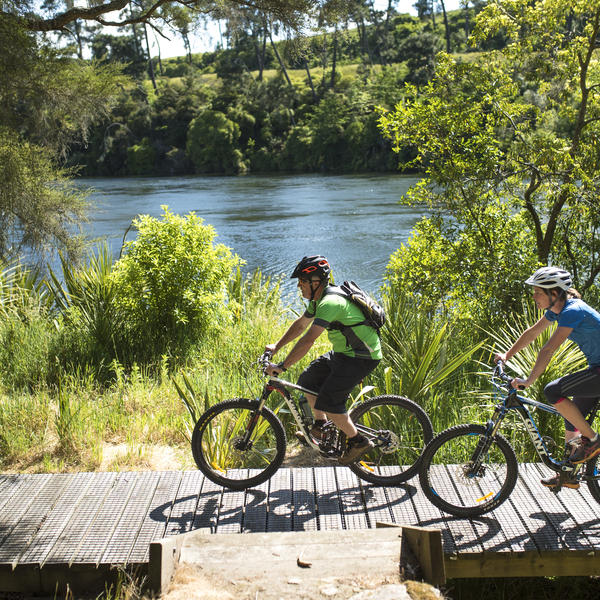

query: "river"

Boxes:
[82, 173, 427, 293]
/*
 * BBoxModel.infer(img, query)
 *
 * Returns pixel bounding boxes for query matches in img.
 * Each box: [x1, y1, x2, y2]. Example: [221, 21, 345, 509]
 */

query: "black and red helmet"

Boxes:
[291, 255, 331, 281]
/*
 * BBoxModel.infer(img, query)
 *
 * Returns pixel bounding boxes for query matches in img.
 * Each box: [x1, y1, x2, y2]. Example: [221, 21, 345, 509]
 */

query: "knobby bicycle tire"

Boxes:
[418, 424, 519, 517]
[586, 457, 600, 504]
[348, 394, 434, 485]
[191, 398, 286, 490]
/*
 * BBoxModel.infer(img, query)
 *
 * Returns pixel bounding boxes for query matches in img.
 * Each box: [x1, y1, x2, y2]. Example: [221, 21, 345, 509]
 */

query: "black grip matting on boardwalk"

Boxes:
[1, 464, 600, 586]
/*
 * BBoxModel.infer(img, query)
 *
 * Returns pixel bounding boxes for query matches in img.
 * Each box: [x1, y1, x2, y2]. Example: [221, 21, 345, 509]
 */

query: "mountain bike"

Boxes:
[418, 361, 600, 517]
[191, 351, 433, 490]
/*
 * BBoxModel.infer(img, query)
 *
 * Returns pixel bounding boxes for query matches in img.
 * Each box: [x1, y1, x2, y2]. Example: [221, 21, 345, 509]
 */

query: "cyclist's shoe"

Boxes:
[339, 437, 373, 465]
[541, 473, 580, 490]
[570, 434, 600, 464]
[295, 422, 326, 446]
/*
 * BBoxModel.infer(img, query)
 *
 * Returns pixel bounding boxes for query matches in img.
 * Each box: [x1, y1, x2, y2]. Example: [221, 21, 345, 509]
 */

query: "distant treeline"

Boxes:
[69, 6, 508, 177]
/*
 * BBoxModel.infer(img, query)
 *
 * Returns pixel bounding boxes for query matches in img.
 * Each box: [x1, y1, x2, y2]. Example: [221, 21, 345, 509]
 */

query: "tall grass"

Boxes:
[0, 254, 590, 472]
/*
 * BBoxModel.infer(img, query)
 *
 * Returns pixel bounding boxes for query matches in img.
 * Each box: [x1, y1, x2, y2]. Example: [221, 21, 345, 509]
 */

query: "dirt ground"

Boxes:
[161, 564, 443, 600]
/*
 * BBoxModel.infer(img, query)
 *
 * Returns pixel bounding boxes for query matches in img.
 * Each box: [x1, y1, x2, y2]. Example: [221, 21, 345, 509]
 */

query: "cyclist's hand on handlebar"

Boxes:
[510, 377, 528, 390]
[494, 352, 508, 365]
[265, 362, 285, 377]
[264, 343, 277, 356]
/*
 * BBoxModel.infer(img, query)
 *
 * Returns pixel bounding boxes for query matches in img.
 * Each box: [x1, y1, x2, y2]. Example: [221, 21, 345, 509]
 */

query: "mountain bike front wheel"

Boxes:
[191, 398, 286, 490]
[418, 424, 518, 517]
[348, 395, 434, 485]
[586, 457, 600, 504]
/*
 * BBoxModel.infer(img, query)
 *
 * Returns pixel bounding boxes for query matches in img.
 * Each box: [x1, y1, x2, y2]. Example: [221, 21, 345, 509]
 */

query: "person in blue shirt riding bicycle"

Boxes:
[264, 255, 382, 465]
[495, 267, 600, 489]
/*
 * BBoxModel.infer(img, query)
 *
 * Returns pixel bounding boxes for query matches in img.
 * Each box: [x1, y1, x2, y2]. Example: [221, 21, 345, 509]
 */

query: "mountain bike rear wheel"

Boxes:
[348, 395, 434, 485]
[191, 398, 286, 490]
[418, 424, 518, 517]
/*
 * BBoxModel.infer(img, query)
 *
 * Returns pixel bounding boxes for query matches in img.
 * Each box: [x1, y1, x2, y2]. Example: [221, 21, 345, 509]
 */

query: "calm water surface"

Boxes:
[82, 174, 426, 292]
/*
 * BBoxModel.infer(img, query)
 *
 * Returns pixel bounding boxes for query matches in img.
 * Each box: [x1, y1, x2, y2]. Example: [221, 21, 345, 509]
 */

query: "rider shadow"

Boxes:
[525, 511, 600, 551]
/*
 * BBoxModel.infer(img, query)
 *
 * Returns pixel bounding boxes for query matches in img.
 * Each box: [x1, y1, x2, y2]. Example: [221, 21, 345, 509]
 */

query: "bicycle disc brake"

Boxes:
[231, 436, 253, 451]
[374, 430, 400, 454]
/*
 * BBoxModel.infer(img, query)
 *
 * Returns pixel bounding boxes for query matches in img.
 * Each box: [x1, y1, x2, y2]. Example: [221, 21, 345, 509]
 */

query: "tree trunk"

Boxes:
[330, 26, 338, 90]
[440, 0, 451, 53]
[154, 32, 164, 75]
[304, 57, 317, 102]
[255, 27, 267, 81]
[143, 23, 157, 90]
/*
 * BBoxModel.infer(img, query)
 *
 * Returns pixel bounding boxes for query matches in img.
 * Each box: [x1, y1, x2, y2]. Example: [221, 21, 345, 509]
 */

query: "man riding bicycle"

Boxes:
[265, 255, 382, 465]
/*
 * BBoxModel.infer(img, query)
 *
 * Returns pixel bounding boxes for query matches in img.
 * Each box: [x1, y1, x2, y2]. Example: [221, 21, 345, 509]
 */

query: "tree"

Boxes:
[379, 0, 600, 320]
[0, 15, 126, 264]
[0, 0, 320, 264]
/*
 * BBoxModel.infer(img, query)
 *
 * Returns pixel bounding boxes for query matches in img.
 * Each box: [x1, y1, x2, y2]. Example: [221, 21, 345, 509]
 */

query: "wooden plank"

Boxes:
[291, 467, 318, 531]
[0, 474, 72, 565]
[213, 471, 245, 533]
[19, 473, 95, 565]
[445, 549, 600, 579]
[334, 467, 369, 530]
[128, 471, 183, 563]
[43, 472, 118, 565]
[70, 472, 139, 564]
[0, 474, 53, 549]
[0, 474, 30, 512]
[164, 470, 205, 536]
[243, 469, 269, 533]
[101, 471, 160, 564]
[519, 463, 593, 551]
[360, 479, 394, 528]
[398, 524, 445, 587]
[266, 468, 292, 532]
[378, 466, 420, 526]
[313, 466, 343, 530]
[192, 475, 222, 531]
[405, 467, 464, 556]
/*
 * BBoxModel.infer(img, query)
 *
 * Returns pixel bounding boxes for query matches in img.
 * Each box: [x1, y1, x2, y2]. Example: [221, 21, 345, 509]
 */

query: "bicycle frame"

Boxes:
[252, 373, 384, 454]
[483, 374, 599, 480]
[256, 375, 322, 450]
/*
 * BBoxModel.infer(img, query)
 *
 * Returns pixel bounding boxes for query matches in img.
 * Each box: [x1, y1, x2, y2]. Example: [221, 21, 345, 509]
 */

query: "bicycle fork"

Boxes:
[466, 409, 506, 477]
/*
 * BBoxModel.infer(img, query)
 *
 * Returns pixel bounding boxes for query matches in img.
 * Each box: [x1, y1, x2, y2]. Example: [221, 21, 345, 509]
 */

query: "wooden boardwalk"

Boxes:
[1, 464, 600, 592]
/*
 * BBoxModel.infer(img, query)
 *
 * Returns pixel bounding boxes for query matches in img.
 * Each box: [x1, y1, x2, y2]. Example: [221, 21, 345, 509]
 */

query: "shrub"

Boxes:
[111, 206, 241, 361]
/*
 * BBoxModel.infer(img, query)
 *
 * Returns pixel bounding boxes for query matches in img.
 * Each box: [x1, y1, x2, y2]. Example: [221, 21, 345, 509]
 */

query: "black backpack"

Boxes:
[325, 281, 386, 334]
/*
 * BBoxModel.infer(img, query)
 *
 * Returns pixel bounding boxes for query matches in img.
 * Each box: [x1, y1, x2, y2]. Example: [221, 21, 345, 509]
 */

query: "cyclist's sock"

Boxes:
[348, 433, 366, 445]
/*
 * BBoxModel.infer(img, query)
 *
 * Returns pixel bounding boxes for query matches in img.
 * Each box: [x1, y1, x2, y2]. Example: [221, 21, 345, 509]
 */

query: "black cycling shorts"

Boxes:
[297, 351, 380, 414]
[544, 367, 600, 432]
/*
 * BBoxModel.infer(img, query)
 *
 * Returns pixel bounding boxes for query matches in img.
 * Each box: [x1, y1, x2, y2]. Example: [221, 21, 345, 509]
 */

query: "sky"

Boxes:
[156, 0, 462, 59]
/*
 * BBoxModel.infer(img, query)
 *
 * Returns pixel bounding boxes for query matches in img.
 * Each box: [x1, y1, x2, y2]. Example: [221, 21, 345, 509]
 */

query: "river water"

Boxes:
[82, 173, 426, 293]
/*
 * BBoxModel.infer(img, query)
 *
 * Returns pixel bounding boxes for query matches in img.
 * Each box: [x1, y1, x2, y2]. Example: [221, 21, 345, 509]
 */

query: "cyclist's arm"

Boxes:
[519, 325, 573, 387]
[279, 323, 325, 370]
[268, 315, 313, 355]
[499, 316, 552, 362]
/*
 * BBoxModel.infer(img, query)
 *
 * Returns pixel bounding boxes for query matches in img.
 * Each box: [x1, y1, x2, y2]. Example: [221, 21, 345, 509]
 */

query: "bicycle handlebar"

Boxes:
[494, 360, 525, 390]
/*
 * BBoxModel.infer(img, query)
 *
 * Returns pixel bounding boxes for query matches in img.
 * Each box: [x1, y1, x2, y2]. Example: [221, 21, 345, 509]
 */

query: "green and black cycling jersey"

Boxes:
[304, 285, 382, 360]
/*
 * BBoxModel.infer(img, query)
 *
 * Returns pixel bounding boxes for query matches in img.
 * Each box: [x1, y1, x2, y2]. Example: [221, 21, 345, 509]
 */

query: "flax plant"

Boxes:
[379, 291, 484, 429]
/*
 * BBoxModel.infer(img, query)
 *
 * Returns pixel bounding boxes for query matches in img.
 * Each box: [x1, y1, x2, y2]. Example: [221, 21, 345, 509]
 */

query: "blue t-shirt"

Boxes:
[545, 298, 600, 367]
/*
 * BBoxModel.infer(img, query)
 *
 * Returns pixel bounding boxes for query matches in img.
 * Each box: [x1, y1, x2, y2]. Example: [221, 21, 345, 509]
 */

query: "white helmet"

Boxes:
[525, 267, 572, 290]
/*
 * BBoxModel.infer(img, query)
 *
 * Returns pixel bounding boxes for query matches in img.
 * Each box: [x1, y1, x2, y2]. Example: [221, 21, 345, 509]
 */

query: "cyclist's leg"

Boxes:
[544, 368, 600, 441]
[297, 352, 333, 421]
[314, 353, 380, 437]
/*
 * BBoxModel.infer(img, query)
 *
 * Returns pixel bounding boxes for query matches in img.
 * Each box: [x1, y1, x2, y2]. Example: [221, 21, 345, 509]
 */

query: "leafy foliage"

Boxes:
[378, 1, 600, 339]
[111, 207, 241, 360]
